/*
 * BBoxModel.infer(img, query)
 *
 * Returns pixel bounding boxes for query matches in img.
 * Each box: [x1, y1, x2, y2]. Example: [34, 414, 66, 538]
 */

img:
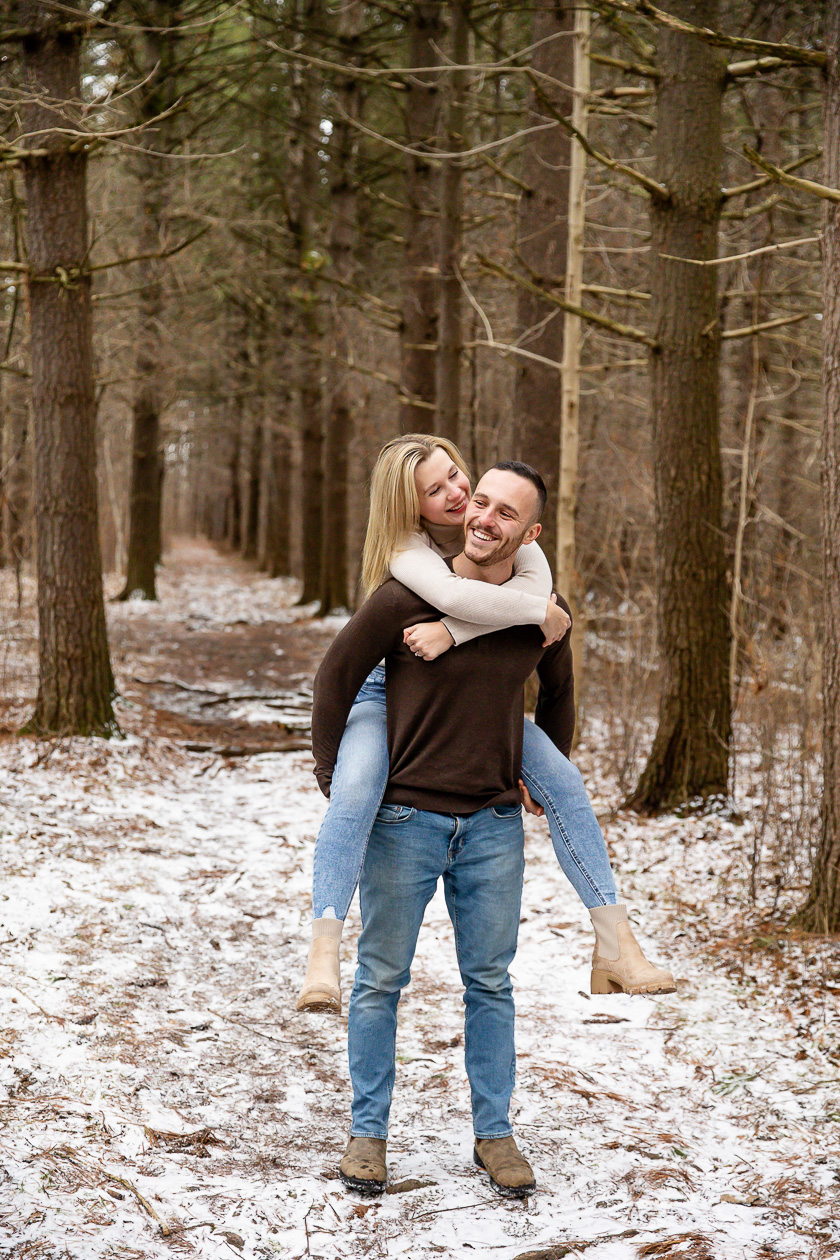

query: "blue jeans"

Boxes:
[348, 803, 525, 1139]
[312, 667, 389, 919]
[311, 667, 616, 918]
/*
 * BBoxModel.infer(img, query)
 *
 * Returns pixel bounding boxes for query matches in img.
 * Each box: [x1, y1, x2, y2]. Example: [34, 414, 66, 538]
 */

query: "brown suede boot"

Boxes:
[473, 1136, 536, 1198]
[339, 1136, 387, 1195]
[590, 905, 676, 995]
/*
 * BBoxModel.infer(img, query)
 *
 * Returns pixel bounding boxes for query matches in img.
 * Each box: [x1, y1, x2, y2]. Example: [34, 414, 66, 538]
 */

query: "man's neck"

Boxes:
[452, 550, 515, 586]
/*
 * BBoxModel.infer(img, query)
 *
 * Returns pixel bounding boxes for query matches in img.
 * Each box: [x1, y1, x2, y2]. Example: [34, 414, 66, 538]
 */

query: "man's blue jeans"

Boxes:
[311, 666, 616, 920]
[348, 802, 525, 1140]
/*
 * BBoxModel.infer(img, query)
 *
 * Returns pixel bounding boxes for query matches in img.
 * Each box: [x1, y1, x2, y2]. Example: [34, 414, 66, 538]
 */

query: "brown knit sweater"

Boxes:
[312, 576, 575, 816]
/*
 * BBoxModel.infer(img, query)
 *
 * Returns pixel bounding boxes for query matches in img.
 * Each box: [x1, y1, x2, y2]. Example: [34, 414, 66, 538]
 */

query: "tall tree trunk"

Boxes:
[19, 5, 115, 734]
[118, 1, 180, 601]
[799, 8, 840, 932]
[436, 0, 469, 444]
[319, 1, 362, 614]
[242, 410, 262, 560]
[557, 2, 590, 725]
[1, 395, 28, 604]
[399, 2, 442, 432]
[626, 0, 730, 813]
[263, 417, 292, 578]
[512, 0, 573, 567]
[293, 0, 323, 604]
[226, 413, 243, 551]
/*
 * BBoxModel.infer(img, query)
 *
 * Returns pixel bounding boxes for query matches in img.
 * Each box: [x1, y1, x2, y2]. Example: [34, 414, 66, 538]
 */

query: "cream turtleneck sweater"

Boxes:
[388, 521, 552, 645]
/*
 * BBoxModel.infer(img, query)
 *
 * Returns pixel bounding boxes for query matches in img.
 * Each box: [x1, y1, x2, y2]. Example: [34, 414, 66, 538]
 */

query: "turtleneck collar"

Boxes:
[420, 518, 465, 559]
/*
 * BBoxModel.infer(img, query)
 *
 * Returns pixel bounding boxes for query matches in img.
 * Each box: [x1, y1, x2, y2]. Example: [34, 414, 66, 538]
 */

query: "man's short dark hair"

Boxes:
[490, 461, 547, 522]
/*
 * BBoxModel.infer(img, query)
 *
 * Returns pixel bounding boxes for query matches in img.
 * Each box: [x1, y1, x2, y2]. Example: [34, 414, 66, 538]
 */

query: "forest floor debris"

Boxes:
[0, 540, 838, 1259]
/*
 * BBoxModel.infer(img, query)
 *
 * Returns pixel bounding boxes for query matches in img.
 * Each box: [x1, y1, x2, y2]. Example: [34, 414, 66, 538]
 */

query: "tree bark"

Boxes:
[626, 0, 730, 813]
[19, 5, 116, 734]
[118, 1, 181, 601]
[557, 2, 590, 729]
[1, 392, 29, 604]
[242, 409, 262, 561]
[292, 0, 323, 604]
[799, 7, 840, 932]
[318, 1, 362, 614]
[436, 0, 470, 445]
[512, 0, 573, 567]
[262, 416, 292, 578]
[226, 410, 243, 551]
[399, 2, 443, 432]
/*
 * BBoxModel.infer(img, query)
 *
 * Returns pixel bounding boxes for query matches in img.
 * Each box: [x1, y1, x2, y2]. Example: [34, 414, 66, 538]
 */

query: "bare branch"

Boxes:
[467, 340, 564, 373]
[589, 52, 659, 79]
[583, 283, 650, 301]
[721, 192, 783, 222]
[477, 254, 657, 348]
[477, 153, 532, 194]
[592, 0, 827, 68]
[726, 56, 786, 79]
[721, 312, 815, 340]
[590, 1, 656, 63]
[722, 150, 821, 200]
[742, 145, 840, 203]
[660, 235, 821, 267]
[332, 95, 559, 162]
[526, 76, 668, 199]
[84, 229, 210, 275]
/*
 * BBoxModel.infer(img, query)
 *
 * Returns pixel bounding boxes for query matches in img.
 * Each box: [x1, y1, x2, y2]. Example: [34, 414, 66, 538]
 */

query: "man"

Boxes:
[311, 462, 573, 1199]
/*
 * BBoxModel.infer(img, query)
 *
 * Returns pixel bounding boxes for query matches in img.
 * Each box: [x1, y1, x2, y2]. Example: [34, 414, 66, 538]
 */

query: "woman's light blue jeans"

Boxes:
[311, 665, 617, 919]
[348, 802, 525, 1139]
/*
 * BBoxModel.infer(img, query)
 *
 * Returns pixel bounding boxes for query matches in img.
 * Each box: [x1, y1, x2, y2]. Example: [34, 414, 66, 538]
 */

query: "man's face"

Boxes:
[462, 470, 541, 568]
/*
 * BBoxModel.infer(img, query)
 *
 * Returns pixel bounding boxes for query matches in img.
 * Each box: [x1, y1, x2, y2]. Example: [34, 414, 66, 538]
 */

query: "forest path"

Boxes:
[0, 541, 837, 1260]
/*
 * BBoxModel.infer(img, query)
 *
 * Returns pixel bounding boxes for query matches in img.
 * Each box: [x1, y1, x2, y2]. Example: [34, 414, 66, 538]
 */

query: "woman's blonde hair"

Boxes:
[361, 433, 470, 596]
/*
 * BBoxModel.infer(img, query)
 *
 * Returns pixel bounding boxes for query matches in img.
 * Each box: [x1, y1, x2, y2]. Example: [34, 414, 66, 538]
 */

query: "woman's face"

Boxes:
[414, 448, 471, 527]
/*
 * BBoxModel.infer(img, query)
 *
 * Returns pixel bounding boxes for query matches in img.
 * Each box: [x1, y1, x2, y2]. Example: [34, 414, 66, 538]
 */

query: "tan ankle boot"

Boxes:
[296, 936, 341, 1013]
[589, 905, 676, 996]
[339, 1136, 387, 1195]
[473, 1136, 536, 1198]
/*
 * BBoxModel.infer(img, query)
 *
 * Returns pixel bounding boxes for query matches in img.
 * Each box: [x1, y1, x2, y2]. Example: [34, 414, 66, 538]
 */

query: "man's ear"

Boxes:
[523, 521, 542, 546]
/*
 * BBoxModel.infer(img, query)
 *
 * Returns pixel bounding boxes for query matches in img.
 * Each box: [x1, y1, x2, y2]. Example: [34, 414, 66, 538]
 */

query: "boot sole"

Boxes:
[591, 969, 677, 996]
[473, 1147, 535, 1198]
[339, 1169, 386, 1196]
[296, 988, 341, 1014]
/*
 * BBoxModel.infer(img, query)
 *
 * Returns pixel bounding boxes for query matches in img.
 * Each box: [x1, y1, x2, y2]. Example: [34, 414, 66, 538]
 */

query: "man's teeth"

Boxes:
[472, 528, 495, 541]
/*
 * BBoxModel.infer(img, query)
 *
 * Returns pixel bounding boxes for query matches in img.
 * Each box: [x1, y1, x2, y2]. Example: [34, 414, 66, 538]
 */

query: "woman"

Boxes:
[297, 434, 674, 1013]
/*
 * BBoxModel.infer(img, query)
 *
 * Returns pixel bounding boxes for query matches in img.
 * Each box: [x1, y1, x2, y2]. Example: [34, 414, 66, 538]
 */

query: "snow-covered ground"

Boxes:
[1, 546, 838, 1259]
